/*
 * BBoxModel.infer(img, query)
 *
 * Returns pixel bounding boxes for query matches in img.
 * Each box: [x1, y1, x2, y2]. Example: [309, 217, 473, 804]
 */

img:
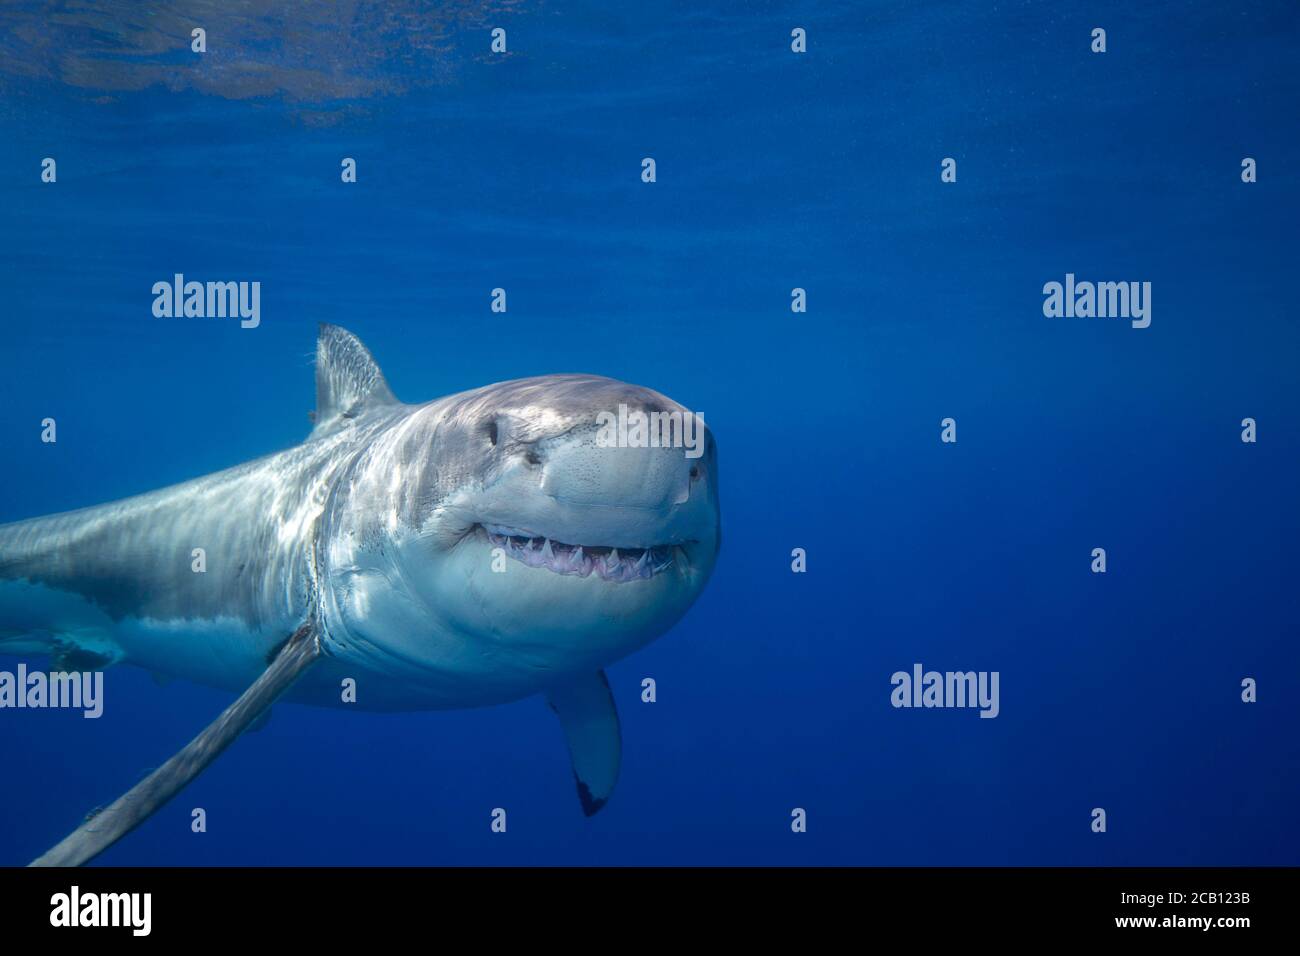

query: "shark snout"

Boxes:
[469, 423, 717, 553]
[537, 434, 698, 511]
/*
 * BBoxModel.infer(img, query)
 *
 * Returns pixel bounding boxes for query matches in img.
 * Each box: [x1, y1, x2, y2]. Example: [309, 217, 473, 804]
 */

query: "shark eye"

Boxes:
[689, 464, 701, 480]
[484, 421, 499, 446]
[525, 450, 542, 466]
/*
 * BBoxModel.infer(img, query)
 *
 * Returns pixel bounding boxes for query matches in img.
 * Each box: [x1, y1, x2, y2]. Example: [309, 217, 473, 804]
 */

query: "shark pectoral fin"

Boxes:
[28, 623, 322, 868]
[547, 671, 621, 817]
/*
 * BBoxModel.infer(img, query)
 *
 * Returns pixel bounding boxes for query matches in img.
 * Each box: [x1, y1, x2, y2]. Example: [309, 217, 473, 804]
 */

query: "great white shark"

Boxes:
[0, 325, 720, 865]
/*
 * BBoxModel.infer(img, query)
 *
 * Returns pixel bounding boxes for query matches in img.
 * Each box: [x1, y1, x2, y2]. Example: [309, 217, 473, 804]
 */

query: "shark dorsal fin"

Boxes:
[312, 324, 398, 435]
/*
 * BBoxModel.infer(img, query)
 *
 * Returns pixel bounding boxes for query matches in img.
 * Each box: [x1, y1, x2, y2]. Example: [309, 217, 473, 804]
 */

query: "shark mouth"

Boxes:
[482, 524, 677, 583]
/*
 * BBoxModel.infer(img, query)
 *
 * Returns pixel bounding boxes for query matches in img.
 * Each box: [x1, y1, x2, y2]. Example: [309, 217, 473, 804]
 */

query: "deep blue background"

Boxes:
[1, 1, 1297, 865]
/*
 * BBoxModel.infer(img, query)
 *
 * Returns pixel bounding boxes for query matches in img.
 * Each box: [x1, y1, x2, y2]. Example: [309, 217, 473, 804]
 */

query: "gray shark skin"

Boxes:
[2, 325, 720, 860]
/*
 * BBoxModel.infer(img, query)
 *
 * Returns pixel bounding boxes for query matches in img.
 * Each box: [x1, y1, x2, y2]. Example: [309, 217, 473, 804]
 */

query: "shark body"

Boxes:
[1, 326, 720, 857]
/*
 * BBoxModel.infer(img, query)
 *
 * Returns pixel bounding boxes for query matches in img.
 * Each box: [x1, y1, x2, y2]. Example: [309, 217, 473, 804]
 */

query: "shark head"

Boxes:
[314, 327, 720, 703]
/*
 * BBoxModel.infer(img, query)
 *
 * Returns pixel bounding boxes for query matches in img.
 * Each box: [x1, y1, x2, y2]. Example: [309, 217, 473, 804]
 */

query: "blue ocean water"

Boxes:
[0, 1, 1297, 865]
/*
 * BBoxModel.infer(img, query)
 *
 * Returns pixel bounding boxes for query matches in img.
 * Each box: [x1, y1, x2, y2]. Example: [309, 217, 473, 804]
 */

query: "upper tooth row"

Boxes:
[486, 530, 673, 579]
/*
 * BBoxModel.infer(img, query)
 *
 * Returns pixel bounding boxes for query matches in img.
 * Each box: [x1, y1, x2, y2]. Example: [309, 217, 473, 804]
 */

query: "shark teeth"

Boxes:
[483, 525, 676, 583]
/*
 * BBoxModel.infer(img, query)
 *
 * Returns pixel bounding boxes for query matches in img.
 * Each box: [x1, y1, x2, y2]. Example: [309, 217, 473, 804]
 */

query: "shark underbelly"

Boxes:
[0, 519, 576, 713]
[0, 573, 532, 711]
[0, 577, 282, 684]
